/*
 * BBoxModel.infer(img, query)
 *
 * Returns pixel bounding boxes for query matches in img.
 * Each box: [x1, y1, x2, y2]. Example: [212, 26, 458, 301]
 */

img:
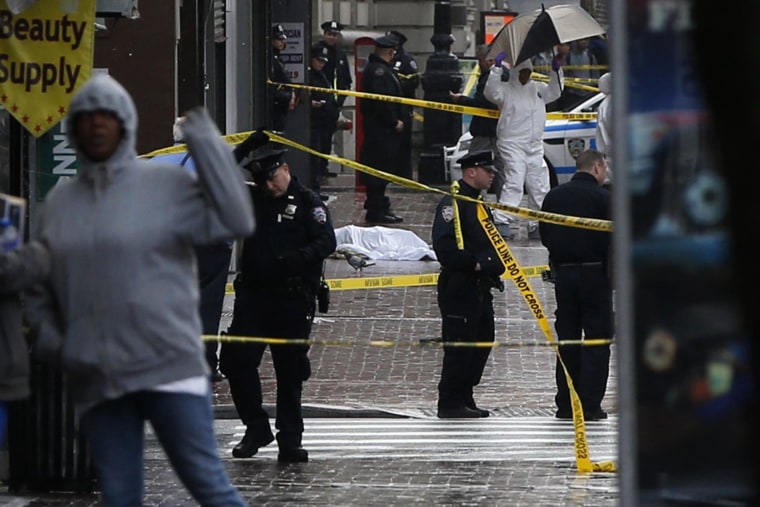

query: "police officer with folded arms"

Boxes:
[220, 147, 336, 463]
[359, 34, 405, 224]
[432, 150, 506, 418]
[538, 149, 613, 421]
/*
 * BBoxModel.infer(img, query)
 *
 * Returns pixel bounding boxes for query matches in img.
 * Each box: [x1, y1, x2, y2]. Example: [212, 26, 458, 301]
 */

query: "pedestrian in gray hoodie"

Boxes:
[0, 241, 50, 446]
[26, 74, 252, 507]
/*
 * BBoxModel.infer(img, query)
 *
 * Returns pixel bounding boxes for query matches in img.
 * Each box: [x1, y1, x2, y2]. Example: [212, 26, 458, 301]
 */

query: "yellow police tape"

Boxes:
[139, 129, 612, 235]
[205, 335, 613, 349]
[277, 80, 597, 122]
[225, 264, 549, 294]
[266, 131, 612, 233]
[474, 203, 615, 474]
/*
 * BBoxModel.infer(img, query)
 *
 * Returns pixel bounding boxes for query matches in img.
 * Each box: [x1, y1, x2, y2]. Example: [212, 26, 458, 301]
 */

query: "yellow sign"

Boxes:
[0, 0, 96, 137]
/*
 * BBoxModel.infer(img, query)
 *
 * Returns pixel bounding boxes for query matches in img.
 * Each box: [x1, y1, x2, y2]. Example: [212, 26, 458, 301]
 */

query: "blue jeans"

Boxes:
[80, 390, 247, 507]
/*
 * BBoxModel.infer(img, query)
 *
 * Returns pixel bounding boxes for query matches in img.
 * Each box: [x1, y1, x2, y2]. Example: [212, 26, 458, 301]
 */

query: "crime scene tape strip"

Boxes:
[225, 265, 549, 294]
[278, 81, 597, 122]
[531, 73, 600, 95]
[475, 203, 615, 474]
[139, 130, 611, 233]
[204, 335, 613, 349]
[266, 131, 612, 232]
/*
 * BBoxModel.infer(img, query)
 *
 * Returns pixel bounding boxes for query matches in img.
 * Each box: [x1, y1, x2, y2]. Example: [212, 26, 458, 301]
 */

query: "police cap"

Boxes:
[272, 24, 287, 40]
[321, 20, 345, 33]
[310, 44, 329, 62]
[374, 34, 398, 48]
[386, 30, 407, 45]
[250, 148, 287, 183]
[457, 150, 497, 173]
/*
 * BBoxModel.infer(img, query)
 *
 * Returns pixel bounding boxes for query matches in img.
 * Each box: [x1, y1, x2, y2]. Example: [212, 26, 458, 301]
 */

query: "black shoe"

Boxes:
[325, 171, 339, 178]
[278, 447, 309, 463]
[555, 409, 573, 420]
[466, 399, 490, 417]
[210, 370, 225, 383]
[319, 194, 329, 201]
[232, 432, 274, 458]
[584, 408, 608, 421]
[366, 213, 402, 225]
[387, 213, 403, 223]
[437, 406, 482, 419]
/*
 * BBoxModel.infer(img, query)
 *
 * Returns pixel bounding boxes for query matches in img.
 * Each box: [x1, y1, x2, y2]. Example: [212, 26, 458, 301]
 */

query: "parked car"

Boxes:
[444, 92, 604, 187]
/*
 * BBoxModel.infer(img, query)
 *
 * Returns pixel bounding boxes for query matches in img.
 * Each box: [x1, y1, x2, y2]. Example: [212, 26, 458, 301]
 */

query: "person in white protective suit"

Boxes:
[484, 57, 564, 240]
[595, 72, 613, 186]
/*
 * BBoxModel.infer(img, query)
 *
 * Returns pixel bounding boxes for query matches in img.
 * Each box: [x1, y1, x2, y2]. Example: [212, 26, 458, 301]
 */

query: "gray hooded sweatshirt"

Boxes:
[26, 74, 255, 412]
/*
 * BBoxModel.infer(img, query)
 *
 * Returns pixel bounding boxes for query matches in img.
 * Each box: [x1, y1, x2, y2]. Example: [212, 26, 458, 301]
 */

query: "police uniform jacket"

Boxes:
[308, 66, 340, 130]
[539, 171, 611, 265]
[314, 40, 352, 107]
[358, 52, 404, 181]
[432, 180, 506, 280]
[272, 47, 293, 131]
[456, 67, 498, 138]
[239, 177, 337, 291]
[360, 53, 403, 141]
[391, 49, 420, 118]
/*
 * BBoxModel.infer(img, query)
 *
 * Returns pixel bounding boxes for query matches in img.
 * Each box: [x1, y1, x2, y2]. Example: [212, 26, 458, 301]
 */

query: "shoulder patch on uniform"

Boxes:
[311, 206, 328, 224]
[441, 205, 454, 222]
[410, 61, 418, 71]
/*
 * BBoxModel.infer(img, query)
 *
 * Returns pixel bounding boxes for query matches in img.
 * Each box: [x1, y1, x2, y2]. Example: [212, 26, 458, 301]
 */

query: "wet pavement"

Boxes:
[0, 171, 619, 506]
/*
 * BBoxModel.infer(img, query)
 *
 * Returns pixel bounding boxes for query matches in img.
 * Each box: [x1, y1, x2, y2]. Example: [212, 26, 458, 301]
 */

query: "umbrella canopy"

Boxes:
[487, 4, 605, 67]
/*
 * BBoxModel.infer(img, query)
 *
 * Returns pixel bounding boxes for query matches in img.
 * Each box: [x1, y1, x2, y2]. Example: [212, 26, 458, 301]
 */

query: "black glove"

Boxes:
[277, 251, 306, 275]
[500, 68, 510, 82]
[232, 128, 269, 163]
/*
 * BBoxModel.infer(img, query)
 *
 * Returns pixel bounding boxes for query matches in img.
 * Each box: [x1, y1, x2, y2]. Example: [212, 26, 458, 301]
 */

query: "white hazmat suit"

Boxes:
[484, 59, 563, 232]
[595, 72, 613, 183]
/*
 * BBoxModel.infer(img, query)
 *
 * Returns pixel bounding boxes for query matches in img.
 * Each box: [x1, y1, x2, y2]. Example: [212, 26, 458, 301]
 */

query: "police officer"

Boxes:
[432, 150, 506, 418]
[538, 149, 612, 421]
[220, 148, 337, 463]
[359, 34, 404, 224]
[314, 20, 352, 179]
[271, 24, 296, 133]
[386, 30, 420, 180]
[308, 44, 339, 199]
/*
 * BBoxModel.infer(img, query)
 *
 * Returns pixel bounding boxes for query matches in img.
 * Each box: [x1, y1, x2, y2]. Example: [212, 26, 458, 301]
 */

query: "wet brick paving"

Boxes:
[1, 173, 619, 506]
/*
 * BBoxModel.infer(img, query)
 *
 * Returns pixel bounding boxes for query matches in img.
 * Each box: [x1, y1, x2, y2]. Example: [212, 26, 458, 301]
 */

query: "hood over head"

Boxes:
[598, 72, 611, 94]
[65, 73, 137, 164]
[514, 59, 533, 73]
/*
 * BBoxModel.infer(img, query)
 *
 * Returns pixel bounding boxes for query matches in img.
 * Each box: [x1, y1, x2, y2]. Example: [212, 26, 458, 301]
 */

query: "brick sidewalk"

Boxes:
[1, 175, 619, 506]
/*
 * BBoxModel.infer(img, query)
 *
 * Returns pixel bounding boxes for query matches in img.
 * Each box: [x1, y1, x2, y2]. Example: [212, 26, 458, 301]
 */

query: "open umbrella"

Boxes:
[487, 4, 605, 67]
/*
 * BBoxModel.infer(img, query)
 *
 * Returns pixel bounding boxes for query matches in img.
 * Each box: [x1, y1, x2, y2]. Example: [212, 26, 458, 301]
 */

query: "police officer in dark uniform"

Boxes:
[386, 30, 420, 180]
[359, 34, 405, 224]
[271, 24, 296, 133]
[220, 148, 337, 463]
[314, 20, 352, 179]
[308, 44, 339, 198]
[538, 149, 612, 421]
[432, 151, 506, 418]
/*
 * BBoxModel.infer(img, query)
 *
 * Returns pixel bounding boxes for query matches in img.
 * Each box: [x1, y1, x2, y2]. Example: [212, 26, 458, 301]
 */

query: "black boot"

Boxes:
[232, 429, 274, 458]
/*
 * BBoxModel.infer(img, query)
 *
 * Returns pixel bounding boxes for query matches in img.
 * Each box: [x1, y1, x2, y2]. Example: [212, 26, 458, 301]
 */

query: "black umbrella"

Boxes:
[487, 4, 605, 67]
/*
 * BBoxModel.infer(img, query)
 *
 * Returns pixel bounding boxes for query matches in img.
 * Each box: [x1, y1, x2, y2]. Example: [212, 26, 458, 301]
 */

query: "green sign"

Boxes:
[35, 121, 78, 201]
